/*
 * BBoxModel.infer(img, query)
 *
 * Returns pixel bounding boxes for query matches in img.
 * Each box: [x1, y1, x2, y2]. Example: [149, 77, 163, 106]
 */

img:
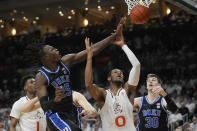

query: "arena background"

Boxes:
[0, 0, 197, 130]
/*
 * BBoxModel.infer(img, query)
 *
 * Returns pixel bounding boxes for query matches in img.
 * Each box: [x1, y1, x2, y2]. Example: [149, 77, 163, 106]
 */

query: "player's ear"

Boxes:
[24, 85, 27, 92]
[107, 76, 111, 82]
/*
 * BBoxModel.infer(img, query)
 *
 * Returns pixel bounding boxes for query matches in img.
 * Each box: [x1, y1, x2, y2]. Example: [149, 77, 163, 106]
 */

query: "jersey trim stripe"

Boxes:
[145, 95, 161, 105]
[117, 88, 123, 96]
[48, 113, 72, 131]
[72, 100, 82, 129]
[38, 70, 50, 85]
[42, 66, 60, 73]
[60, 61, 70, 74]
[107, 89, 113, 98]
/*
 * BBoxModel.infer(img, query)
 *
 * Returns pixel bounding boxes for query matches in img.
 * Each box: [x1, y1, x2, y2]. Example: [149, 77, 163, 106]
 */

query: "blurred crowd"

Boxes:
[0, 11, 197, 130]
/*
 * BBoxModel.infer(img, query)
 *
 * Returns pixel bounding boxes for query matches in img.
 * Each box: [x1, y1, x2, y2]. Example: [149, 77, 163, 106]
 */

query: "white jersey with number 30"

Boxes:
[100, 88, 136, 131]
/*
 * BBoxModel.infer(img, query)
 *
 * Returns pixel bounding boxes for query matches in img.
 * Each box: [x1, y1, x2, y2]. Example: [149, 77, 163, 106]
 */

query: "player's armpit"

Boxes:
[86, 84, 106, 102]
[124, 82, 136, 104]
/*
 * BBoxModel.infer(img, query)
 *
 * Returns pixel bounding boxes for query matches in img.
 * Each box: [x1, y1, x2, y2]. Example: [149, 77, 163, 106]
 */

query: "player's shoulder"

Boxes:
[134, 96, 143, 101]
[15, 96, 27, 104]
[12, 96, 26, 109]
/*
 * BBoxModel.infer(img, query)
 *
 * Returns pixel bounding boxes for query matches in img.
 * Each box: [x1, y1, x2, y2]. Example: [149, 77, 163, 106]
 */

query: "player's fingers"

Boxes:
[80, 110, 87, 116]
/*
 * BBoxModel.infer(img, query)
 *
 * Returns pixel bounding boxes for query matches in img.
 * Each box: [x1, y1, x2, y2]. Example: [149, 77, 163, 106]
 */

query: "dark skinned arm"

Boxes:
[84, 37, 106, 109]
[10, 117, 18, 131]
[35, 73, 64, 112]
[61, 17, 126, 68]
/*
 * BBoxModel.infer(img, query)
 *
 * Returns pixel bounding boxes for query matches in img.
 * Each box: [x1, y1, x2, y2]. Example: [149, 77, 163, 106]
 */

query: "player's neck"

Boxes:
[110, 84, 121, 96]
[43, 62, 59, 72]
[26, 92, 36, 100]
[147, 91, 159, 102]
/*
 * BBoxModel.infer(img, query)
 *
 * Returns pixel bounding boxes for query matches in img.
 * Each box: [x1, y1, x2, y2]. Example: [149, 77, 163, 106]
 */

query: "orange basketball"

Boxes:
[130, 5, 150, 24]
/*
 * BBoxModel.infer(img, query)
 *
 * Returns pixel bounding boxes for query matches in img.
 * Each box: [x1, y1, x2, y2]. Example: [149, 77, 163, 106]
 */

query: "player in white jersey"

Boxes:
[84, 17, 140, 131]
[10, 75, 46, 131]
[20, 88, 98, 119]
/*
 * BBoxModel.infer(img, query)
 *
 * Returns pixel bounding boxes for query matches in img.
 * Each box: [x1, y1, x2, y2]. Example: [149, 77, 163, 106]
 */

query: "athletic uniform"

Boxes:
[100, 88, 136, 131]
[137, 95, 168, 131]
[10, 96, 46, 131]
[38, 61, 82, 131]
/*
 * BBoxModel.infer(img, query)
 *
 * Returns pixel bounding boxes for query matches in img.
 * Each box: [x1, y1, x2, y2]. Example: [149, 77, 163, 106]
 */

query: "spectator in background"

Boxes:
[169, 110, 183, 127]
[190, 116, 197, 131]
[185, 97, 195, 115]
[179, 102, 189, 116]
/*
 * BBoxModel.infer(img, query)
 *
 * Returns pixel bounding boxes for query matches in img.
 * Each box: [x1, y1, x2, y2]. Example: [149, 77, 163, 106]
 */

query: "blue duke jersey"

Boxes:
[38, 61, 82, 130]
[137, 95, 168, 131]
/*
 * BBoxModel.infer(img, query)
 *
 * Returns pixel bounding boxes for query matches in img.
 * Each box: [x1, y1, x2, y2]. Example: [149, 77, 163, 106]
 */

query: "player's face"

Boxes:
[43, 45, 61, 62]
[146, 77, 159, 90]
[110, 69, 124, 84]
[25, 78, 36, 94]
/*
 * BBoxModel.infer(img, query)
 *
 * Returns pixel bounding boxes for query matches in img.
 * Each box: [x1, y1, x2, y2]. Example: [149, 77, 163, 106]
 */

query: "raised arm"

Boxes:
[122, 43, 140, 104]
[73, 91, 97, 119]
[112, 18, 140, 104]
[61, 17, 126, 68]
[152, 85, 178, 113]
[84, 37, 106, 109]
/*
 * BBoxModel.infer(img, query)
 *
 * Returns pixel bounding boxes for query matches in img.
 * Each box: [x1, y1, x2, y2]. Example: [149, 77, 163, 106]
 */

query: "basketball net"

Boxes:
[125, 0, 153, 15]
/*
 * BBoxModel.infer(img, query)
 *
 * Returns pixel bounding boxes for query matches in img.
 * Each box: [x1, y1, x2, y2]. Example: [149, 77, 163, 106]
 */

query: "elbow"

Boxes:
[134, 62, 140, 69]
[85, 85, 93, 90]
[85, 82, 93, 89]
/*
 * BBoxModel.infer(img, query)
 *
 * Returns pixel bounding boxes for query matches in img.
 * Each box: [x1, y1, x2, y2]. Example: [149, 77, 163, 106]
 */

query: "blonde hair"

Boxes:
[146, 74, 162, 84]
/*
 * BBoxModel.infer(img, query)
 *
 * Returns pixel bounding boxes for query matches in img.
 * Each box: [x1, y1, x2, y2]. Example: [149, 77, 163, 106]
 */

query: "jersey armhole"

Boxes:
[60, 61, 70, 74]
[100, 90, 108, 111]
[137, 97, 143, 113]
[161, 97, 167, 113]
[38, 70, 50, 85]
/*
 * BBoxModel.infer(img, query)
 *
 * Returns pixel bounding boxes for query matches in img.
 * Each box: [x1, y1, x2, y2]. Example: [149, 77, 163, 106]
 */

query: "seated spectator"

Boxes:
[179, 102, 189, 116]
[190, 116, 197, 131]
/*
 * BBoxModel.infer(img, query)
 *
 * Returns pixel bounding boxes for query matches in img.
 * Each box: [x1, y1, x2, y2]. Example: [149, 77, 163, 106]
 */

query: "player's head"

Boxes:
[107, 69, 124, 87]
[21, 75, 36, 94]
[40, 45, 61, 64]
[146, 74, 162, 90]
[24, 43, 61, 67]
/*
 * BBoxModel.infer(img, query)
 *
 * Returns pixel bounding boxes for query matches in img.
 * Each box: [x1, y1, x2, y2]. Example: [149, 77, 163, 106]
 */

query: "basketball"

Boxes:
[130, 5, 150, 24]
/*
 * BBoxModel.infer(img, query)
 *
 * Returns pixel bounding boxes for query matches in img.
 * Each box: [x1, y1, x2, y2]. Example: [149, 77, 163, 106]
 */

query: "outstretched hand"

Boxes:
[152, 84, 167, 97]
[112, 17, 126, 47]
[85, 37, 93, 58]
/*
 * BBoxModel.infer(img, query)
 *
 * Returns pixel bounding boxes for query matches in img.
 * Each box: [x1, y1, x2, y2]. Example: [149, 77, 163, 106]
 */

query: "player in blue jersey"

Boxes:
[134, 74, 178, 131]
[24, 18, 126, 131]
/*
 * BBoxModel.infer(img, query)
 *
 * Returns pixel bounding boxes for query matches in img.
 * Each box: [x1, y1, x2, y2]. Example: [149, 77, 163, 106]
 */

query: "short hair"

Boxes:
[107, 69, 124, 78]
[20, 75, 34, 88]
[24, 42, 45, 68]
[146, 74, 162, 85]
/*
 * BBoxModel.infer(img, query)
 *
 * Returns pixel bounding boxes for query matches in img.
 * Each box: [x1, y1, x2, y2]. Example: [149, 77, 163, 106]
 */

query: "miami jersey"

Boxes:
[100, 88, 136, 131]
